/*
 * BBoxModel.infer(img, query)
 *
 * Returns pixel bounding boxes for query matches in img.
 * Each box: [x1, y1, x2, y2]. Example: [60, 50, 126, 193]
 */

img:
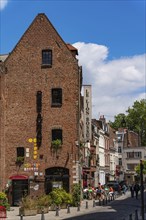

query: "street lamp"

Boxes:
[140, 160, 144, 220]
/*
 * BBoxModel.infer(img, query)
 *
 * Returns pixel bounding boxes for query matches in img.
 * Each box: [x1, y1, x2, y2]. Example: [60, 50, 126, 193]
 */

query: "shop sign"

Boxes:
[83, 85, 92, 142]
[24, 163, 40, 172]
[52, 181, 62, 189]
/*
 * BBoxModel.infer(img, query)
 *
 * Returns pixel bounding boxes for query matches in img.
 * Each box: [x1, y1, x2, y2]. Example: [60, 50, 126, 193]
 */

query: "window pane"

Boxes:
[119, 158, 122, 166]
[42, 50, 52, 65]
[52, 89, 62, 106]
[36, 91, 42, 113]
[52, 129, 62, 142]
[17, 147, 25, 157]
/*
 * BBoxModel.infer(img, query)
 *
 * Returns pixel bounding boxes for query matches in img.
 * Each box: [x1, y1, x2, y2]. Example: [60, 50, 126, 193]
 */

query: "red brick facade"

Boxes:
[0, 13, 81, 205]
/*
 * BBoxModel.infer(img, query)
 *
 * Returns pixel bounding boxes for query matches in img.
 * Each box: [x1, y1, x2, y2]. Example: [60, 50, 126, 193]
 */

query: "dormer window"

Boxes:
[42, 49, 52, 67]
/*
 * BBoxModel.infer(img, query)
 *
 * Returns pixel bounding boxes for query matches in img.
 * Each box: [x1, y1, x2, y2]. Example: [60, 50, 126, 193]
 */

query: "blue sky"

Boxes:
[0, 0, 146, 121]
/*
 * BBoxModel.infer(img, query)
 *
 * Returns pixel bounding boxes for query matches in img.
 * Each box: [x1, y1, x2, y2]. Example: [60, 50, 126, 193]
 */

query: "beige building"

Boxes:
[123, 146, 146, 184]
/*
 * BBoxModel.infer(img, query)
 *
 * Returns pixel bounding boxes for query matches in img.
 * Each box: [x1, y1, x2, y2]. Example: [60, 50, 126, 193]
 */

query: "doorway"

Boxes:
[45, 167, 69, 194]
[9, 175, 29, 206]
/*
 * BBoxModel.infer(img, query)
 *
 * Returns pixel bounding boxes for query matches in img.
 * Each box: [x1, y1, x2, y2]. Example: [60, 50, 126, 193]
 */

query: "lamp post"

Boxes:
[140, 160, 144, 220]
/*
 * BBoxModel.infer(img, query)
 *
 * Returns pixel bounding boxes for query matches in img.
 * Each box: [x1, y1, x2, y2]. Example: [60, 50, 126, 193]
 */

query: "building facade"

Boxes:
[0, 13, 82, 205]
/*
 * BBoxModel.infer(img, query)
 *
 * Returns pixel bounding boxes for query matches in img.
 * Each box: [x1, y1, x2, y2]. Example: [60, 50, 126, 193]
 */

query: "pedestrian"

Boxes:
[130, 184, 135, 198]
[109, 186, 114, 197]
[122, 184, 127, 195]
[134, 182, 140, 199]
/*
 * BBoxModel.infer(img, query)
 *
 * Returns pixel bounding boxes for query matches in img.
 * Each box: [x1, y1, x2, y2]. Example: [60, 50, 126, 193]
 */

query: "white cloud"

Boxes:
[0, 0, 8, 10]
[73, 42, 146, 121]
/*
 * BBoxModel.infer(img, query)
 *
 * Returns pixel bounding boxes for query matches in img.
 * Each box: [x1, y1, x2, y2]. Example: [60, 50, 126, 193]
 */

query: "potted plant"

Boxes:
[0, 192, 10, 211]
[49, 189, 62, 211]
[19, 195, 37, 216]
[16, 156, 24, 167]
[49, 188, 72, 210]
[60, 189, 73, 209]
[71, 183, 81, 207]
[51, 139, 62, 157]
[37, 194, 52, 214]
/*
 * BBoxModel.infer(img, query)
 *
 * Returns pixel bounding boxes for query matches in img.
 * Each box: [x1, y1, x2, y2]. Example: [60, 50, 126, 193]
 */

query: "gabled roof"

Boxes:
[4, 13, 77, 63]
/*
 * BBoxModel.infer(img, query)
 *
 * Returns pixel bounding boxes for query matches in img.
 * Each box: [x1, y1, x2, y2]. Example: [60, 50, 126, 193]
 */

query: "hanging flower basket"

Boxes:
[51, 139, 62, 152]
[51, 139, 62, 158]
[15, 156, 24, 167]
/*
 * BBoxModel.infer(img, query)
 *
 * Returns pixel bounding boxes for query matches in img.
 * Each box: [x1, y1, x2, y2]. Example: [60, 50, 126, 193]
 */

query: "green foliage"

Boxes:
[49, 188, 72, 206]
[16, 156, 24, 162]
[0, 192, 10, 210]
[110, 99, 146, 146]
[37, 195, 52, 208]
[109, 113, 126, 129]
[51, 139, 62, 151]
[16, 156, 24, 166]
[135, 160, 146, 175]
[0, 192, 7, 200]
[49, 189, 62, 206]
[126, 99, 146, 146]
[71, 183, 81, 206]
[60, 190, 73, 205]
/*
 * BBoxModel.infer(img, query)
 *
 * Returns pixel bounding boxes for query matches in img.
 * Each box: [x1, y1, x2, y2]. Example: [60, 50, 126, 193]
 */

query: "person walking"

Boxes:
[130, 184, 135, 198]
[122, 184, 127, 195]
[134, 182, 140, 199]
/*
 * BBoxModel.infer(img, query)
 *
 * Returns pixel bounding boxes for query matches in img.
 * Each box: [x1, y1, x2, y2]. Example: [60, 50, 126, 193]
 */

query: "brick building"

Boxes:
[0, 13, 82, 205]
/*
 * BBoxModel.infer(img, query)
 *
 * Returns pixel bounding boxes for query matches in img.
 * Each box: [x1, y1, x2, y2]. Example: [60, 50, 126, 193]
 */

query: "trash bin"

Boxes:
[0, 206, 6, 219]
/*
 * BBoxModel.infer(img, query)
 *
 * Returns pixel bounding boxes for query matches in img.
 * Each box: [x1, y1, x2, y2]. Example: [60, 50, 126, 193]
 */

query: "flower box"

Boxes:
[19, 207, 37, 216]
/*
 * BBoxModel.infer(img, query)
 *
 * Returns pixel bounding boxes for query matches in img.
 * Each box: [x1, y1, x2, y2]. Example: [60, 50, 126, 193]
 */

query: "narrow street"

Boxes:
[7, 191, 146, 220]
[65, 193, 143, 220]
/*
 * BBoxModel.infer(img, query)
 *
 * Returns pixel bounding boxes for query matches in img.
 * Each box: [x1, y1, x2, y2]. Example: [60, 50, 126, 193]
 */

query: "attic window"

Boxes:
[42, 49, 52, 67]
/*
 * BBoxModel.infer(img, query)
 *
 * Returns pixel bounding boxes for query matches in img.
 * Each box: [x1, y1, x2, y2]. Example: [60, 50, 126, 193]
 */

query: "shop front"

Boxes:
[9, 175, 29, 206]
[45, 167, 69, 193]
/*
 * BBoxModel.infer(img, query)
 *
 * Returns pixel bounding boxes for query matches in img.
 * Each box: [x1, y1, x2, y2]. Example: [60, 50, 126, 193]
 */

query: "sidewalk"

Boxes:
[5, 192, 146, 220]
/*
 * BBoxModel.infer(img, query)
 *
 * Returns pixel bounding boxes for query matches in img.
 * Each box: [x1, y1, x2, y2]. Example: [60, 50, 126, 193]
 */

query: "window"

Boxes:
[134, 152, 142, 158]
[42, 49, 52, 66]
[119, 158, 122, 166]
[127, 164, 137, 170]
[17, 147, 25, 157]
[52, 88, 62, 107]
[36, 91, 42, 113]
[52, 129, 62, 143]
[118, 146, 122, 153]
[127, 151, 141, 159]
[117, 134, 122, 142]
[127, 152, 134, 158]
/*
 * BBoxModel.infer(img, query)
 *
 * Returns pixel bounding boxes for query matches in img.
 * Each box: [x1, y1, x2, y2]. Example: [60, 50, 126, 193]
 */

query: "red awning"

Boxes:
[9, 175, 28, 180]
